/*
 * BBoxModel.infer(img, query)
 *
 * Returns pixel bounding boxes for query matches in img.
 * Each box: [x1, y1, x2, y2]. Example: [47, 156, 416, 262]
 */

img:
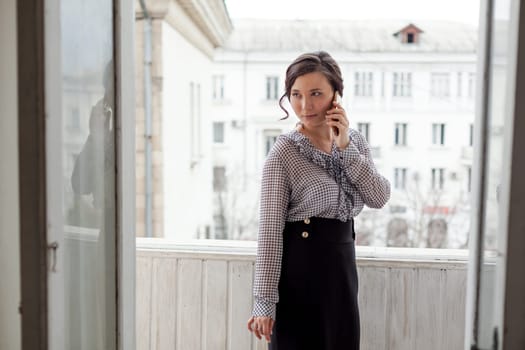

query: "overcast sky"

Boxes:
[224, 0, 481, 25]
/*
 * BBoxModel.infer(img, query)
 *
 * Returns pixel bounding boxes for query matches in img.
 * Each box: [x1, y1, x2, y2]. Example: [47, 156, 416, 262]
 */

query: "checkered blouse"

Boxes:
[252, 128, 391, 319]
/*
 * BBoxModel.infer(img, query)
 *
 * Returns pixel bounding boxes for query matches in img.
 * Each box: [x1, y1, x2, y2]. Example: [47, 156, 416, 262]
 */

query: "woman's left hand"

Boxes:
[247, 316, 274, 343]
[326, 100, 350, 150]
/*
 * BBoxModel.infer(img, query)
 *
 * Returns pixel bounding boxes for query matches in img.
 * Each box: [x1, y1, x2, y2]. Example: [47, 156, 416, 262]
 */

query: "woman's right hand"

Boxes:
[247, 316, 274, 342]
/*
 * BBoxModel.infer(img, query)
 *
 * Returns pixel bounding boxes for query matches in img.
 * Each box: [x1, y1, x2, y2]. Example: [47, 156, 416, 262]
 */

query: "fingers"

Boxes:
[326, 106, 348, 124]
[247, 316, 274, 342]
[248, 317, 260, 339]
[261, 318, 273, 342]
[247, 317, 254, 332]
[254, 327, 262, 340]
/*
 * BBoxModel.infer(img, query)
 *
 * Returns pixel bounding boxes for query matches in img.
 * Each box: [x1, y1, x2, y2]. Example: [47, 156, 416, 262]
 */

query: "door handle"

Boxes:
[47, 241, 59, 272]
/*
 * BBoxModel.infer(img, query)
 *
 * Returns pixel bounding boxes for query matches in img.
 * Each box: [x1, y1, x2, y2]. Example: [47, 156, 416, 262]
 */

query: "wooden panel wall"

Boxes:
[136, 250, 467, 350]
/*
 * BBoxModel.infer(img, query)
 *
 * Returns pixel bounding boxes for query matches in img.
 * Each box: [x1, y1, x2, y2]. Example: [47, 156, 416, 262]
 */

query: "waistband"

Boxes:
[284, 217, 355, 243]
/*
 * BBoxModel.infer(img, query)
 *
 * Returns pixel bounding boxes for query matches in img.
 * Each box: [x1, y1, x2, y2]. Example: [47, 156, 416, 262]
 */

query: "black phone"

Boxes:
[332, 92, 342, 136]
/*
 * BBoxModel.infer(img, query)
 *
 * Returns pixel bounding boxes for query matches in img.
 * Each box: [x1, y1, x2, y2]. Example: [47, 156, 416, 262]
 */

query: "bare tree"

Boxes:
[213, 167, 259, 240]
[390, 172, 470, 248]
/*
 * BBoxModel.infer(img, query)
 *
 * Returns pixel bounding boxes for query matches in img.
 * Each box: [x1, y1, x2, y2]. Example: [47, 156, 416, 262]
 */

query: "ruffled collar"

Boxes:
[283, 129, 340, 171]
[282, 129, 355, 219]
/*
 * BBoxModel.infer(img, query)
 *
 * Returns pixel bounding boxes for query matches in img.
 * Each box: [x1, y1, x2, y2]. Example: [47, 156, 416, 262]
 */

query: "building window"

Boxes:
[387, 218, 409, 247]
[266, 76, 279, 100]
[357, 123, 370, 143]
[432, 123, 446, 145]
[430, 73, 450, 98]
[213, 166, 226, 192]
[213, 214, 227, 240]
[431, 168, 445, 190]
[394, 168, 407, 190]
[393, 72, 412, 97]
[467, 166, 472, 192]
[213, 122, 224, 143]
[263, 129, 281, 155]
[354, 72, 373, 97]
[427, 219, 448, 248]
[394, 123, 408, 146]
[212, 75, 224, 101]
[393, 24, 423, 45]
[190, 82, 202, 160]
[381, 72, 385, 97]
[468, 72, 476, 98]
[457, 72, 462, 97]
[469, 123, 474, 146]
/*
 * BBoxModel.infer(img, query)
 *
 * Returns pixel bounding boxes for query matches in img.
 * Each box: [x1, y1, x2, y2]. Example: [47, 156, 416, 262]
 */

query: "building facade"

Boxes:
[210, 19, 477, 248]
[134, 0, 233, 239]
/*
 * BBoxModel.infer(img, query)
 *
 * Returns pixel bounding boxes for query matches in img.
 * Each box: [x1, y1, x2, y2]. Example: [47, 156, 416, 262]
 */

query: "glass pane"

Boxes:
[477, 0, 511, 347]
[61, 0, 115, 348]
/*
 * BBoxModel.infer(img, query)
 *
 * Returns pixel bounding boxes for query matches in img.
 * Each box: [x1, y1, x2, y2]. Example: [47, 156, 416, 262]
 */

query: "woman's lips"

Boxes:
[303, 114, 317, 118]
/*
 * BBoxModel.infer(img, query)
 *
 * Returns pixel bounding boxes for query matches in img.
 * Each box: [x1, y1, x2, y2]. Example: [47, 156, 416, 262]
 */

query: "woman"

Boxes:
[246, 51, 390, 349]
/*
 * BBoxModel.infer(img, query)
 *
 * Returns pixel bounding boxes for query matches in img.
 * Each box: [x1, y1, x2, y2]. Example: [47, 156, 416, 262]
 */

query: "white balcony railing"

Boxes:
[136, 239, 468, 350]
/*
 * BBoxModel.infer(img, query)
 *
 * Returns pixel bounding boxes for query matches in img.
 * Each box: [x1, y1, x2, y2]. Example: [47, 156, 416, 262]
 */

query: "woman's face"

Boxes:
[289, 71, 335, 129]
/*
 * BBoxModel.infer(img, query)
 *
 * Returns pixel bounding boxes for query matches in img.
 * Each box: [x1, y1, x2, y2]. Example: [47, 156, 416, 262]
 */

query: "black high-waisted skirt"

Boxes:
[269, 217, 360, 350]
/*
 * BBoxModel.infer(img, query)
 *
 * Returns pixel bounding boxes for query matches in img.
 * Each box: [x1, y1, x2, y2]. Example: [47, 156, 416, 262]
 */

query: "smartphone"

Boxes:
[332, 92, 342, 136]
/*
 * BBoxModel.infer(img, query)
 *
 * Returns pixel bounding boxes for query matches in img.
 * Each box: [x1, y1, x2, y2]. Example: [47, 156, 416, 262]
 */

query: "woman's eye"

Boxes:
[312, 91, 321, 96]
[291, 93, 300, 97]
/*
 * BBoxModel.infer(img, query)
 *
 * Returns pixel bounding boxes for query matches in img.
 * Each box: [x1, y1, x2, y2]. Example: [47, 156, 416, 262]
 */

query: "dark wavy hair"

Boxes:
[279, 51, 344, 119]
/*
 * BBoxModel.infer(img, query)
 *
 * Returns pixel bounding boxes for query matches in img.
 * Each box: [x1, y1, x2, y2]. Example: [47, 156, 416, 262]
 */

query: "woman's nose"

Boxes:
[301, 96, 312, 110]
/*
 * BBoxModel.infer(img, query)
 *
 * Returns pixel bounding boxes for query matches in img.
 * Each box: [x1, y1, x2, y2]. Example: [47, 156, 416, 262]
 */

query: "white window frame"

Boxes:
[263, 129, 281, 156]
[431, 168, 445, 190]
[393, 72, 412, 97]
[213, 166, 227, 192]
[457, 72, 463, 97]
[469, 123, 474, 146]
[266, 76, 279, 100]
[212, 74, 224, 101]
[430, 72, 451, 98]
[357, 122, 370, 143]
[354, 71, 373, 97]
[213, 121, 225, 144]
[394, 167, 407, 190]
[432, 123, 446, 145]
[394, 123, 408, 146]
[468, 72, 476, 98]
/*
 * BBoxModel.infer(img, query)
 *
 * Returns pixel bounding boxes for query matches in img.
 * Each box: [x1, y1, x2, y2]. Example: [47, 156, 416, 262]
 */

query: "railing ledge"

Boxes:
[136, 238, 470, 266]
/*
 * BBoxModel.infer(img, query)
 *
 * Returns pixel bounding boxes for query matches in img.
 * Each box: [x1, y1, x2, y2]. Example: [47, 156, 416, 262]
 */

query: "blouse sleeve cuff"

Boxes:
[252, 297, 276, 320]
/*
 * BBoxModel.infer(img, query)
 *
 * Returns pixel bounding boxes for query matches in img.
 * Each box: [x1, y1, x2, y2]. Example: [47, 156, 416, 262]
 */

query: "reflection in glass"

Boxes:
[61, 0, 115, 348]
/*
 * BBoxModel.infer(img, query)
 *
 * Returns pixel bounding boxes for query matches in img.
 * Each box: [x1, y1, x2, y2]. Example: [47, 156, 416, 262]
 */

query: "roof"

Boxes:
[393, 23, 424, 35]
[220, 19, 478, 53]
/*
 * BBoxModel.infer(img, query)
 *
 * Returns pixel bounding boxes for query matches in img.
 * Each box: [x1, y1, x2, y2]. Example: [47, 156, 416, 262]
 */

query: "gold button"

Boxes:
[301, 231, 309, 238]
[304, 218, 311, 224]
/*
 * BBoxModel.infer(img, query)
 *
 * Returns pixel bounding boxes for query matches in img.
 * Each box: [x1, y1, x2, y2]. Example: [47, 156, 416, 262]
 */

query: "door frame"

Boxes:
[17, 0, 47, 348]
[465, 0, 525, 348]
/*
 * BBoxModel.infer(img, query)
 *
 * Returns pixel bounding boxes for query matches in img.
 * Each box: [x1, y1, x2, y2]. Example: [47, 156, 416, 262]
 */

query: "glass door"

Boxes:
[61, 0, 117, 350]
[46, 0, 118, 349]
[467, 0, 513, 348]
[61, 1, 116, 348]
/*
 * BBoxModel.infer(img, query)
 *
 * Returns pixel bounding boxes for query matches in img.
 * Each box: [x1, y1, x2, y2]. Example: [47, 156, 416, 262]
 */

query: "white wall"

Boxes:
[162, 22, 214, 240]
[0, 0, 21, 349]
